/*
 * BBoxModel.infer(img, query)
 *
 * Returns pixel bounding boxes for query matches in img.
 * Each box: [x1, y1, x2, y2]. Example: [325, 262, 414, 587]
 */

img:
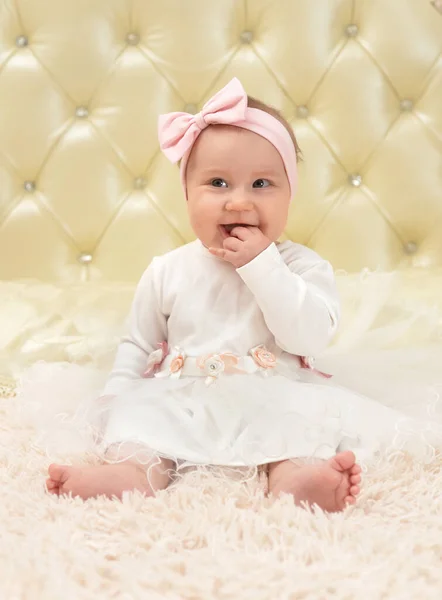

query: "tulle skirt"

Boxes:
[16, 346, 442, 470]
[94, 369, 442, 466]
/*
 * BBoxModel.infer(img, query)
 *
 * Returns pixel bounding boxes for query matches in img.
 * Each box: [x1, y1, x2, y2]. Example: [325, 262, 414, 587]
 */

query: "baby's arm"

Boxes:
[237, 243, 339, 357]
[101, 259, 167, 396]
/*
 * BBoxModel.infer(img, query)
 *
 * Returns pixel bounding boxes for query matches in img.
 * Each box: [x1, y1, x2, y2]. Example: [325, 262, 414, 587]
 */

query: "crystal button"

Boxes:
[15, 35, 28, 48]
[296, 105, 309, 119]
[23, 181, 35, 192]
[77, 253, 93, 265]
[75, 106, 89, 118]
[404, 241, 418, 255]
[400, 99, 413, 112]
[184, 103, 197, 114]
[349, 174, 362, 187]
[240, 31, 253, 44]
[126, 32, 140, 45]
[134, 177, 147, 189]
[345, 24, 359, 37]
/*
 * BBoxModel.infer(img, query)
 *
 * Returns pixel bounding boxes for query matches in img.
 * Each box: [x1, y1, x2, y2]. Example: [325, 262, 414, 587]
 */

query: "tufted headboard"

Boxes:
[0, 0, 441, 283]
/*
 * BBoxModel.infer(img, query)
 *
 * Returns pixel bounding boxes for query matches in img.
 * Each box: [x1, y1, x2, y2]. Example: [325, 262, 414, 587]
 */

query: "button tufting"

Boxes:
[15, 35, 28, 48]
[348, 174, 362, 187]
[404, 241, 418, 255]
[184, 103, 198, 114]
[296, 105, 309, 119]
[77, 253, 93, 265]
[75, 106, 89, 119]
[126, 32, 140, 45]
[134, 177, 147, 189]
[345, 24, 359, 37]
[23, 181, 35, 192]
[400, 99, 413, 112]
[240, 30, 253, 44]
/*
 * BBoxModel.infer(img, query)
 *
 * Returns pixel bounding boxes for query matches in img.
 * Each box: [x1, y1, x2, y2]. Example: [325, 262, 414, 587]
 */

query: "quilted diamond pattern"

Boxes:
[0, 0, 441, 281]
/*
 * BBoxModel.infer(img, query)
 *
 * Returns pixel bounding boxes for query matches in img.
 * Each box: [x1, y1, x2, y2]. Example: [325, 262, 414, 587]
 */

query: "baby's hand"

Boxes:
[209, 226, 271, 268]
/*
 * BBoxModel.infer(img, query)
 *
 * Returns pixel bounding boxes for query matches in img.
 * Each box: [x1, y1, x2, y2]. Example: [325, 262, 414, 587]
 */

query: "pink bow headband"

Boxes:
[158, 78, 298, 198]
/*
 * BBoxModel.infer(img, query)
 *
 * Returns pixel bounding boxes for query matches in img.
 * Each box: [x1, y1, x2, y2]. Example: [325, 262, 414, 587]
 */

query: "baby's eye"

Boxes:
[211, 178, 228, 188]
[253, 179, 270, 188]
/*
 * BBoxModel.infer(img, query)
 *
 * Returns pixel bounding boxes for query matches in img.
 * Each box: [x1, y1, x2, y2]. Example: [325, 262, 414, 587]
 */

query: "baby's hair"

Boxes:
[247, 96, 302, 162]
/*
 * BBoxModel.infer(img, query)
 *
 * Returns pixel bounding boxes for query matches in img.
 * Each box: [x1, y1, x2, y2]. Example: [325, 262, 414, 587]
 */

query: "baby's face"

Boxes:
[185, 125, 291, 250]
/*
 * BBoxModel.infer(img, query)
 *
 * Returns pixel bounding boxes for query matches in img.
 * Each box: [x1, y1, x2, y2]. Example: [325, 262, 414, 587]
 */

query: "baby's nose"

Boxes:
[225, 196, 254, 212]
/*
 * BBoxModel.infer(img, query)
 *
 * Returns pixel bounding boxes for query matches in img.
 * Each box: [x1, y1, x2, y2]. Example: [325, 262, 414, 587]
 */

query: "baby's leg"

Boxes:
[46, 443, 174, 501]
[267, 451, 361, 513]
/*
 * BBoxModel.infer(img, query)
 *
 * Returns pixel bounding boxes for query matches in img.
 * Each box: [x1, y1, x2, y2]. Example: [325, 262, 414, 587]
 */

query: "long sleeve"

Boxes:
[101, 258, 167, 396]
[237, 243, 340, 357]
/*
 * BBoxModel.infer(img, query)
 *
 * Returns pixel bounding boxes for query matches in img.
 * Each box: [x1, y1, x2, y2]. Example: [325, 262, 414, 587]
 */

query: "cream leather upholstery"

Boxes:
[0, 0, 441, 282]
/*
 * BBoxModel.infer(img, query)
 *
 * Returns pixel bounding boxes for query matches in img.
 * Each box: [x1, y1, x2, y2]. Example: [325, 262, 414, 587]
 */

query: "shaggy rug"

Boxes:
[2, 383, 442, 599]
[1, 272, 442, 599]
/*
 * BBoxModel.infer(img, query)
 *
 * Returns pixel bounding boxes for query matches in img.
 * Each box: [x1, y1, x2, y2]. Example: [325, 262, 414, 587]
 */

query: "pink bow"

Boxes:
[158, 78, 248, 163]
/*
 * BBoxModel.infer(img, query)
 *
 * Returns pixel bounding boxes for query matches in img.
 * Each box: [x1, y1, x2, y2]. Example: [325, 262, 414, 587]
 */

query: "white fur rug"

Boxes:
[2, 388, 442, 599]
[2, 272, 442, 599]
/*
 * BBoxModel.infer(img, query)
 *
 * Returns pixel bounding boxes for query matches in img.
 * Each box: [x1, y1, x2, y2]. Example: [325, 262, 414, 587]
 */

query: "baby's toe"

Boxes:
[350, 474, 361, 485]
[46, 478, 59, 493]
[333, 451, 356, 472]
[350, 464, 362, 476]
[344, 495, 356, 506]
[350, 485, 360, 497]
[48, 464, 71, 484]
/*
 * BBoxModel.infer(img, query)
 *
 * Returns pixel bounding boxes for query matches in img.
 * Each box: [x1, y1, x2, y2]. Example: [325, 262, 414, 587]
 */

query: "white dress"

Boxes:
[88, 240, 442, 467]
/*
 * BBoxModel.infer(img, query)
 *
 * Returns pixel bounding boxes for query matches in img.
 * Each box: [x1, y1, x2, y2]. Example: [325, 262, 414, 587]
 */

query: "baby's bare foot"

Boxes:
[269, 451, 361, 512]
[46, 463, 154, 500]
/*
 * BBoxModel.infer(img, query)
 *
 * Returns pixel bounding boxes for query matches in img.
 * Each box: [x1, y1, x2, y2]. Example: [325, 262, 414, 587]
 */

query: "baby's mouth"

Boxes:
[220, 223, 256, 237]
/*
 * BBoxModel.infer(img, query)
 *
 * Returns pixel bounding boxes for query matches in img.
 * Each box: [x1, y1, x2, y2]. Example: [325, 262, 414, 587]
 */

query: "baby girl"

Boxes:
[46, 77, 367, 512]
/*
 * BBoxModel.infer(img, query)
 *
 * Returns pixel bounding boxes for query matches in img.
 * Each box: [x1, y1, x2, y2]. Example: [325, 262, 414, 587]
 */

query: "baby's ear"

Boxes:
[431, 1, 442, 15]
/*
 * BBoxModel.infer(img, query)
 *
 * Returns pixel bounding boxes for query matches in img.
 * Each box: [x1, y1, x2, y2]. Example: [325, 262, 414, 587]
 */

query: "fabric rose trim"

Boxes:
[143, 342, 169, 378]
[197, 352, 244, 386]
[249, 345, 277, 375]
[169, 348, 186, 379]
